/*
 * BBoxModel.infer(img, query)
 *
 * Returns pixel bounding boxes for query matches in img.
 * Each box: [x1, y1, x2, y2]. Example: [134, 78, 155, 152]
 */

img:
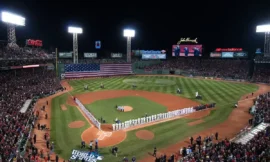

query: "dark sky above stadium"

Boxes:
[1, 0, 270, 56]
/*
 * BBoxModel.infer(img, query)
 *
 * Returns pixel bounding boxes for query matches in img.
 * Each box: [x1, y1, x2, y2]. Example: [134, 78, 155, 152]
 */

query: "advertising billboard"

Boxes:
[221, 52, 234, 58]
[172, 45, 202, 56]
[84, 53, 97, 58]
[142, 54, 166, 59]
[210, 52, 222, 58]
[215, 48, 242, 52]
[256, 48, 262, 54]
[234, 52, 247, 57]
[111, 53, 122, 58]
[59, 52, 73, 58]
[26, 39, 43, 47]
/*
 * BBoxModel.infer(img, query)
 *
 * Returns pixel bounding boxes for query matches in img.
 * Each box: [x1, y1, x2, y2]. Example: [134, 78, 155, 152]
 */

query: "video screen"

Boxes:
[59, 52, 73, 58]
[172, 45, 202, 56]
[221, 52, 234, 58]
[142, 54, 166, 59]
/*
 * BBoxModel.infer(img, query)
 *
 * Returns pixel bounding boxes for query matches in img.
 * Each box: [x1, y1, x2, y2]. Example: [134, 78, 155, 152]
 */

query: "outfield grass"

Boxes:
[85, 96, 167, 124]
[51, 76, 258, 161]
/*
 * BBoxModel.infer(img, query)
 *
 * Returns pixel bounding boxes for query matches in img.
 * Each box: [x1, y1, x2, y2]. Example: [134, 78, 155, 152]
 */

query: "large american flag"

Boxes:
[64, 64, 133, 78]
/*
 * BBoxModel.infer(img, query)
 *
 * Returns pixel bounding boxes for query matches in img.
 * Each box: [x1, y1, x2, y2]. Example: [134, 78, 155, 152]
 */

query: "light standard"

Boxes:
[1, 11, 25, 48]
[68, 26, 83, 64]
[123, 29, 135, 63]
[256, 25, 270, 57]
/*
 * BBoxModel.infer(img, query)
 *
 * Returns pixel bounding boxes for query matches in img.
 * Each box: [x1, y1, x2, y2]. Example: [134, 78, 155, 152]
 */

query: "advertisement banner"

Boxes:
[26, 39, 43, 47]
[215, 48, 242, 52]
[234, 52, 247, 57]
[172, 45, 202, 56]
[256, 48, 262, 54]
[221, 52, 234, 58]
[210, 52, 222, 58]
[142, 54, 166, 59]
[70, 150, 103, 162]
[84, 53, 97, 58]
[111, 53, 122, 58]
[59, 52, 73, 58]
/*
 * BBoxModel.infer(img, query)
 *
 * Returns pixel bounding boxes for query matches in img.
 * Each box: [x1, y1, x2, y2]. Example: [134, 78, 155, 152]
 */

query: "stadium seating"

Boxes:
[0, 67, 62, 161]
[135, 58, 250, 79]
[179, 125, 270, 161]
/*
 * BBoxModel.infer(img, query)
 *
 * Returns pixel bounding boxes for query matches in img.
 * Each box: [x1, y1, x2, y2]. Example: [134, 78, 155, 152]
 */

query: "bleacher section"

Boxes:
[234, 122, 269, 144]
[64, 63, 133, 78]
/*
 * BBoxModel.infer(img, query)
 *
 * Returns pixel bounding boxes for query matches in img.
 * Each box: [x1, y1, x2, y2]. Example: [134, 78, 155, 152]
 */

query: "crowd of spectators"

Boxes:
[254, 55, 270, 62]
[252, 66, 270, 83]
[0, 46, 53, 60]
[0, 67, 63, 161]
[179, 126, 270, 162]
[0, 59, 55, 67]
[252, 92, 270, 126]
[137, 58, 250, 79]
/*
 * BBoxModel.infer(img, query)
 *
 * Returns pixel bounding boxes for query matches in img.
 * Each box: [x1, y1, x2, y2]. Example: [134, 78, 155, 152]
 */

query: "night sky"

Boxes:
[1, 0, 270, 57]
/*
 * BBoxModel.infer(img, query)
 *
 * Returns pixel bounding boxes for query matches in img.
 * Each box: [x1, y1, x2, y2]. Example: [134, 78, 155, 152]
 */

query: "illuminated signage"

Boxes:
[84, 53, 97, 58]
[142, 54, 166, 59]
[210, 52, 222, 57]
[177, 38, 198, 44]
[26, 39, 43, 47]
[59, 52, 73, 58]
[215, 48, 242, 52]
[95, 41, 101, 49]
[256, 48, 262, 54]
[111, 53, 122, 58]
[141, 50, 166, 54]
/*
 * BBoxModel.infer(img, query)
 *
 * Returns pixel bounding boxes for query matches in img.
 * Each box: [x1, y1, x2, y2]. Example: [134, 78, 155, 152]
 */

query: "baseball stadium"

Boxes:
[1, 4, 270, 162]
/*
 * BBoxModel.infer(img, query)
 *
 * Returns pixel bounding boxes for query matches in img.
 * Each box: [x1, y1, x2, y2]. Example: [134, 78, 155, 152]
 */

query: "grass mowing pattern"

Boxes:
[85, 96, 167, 123]
[51, 76, 257, 161]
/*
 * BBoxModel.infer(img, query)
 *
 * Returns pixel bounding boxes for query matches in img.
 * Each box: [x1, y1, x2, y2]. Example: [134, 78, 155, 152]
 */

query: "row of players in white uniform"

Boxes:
[112, 107, 195, 131]
[117, 106, 125, 111]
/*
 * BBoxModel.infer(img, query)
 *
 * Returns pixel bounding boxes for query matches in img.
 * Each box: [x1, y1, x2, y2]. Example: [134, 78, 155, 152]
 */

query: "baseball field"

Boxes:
[34, 75, 263, 162]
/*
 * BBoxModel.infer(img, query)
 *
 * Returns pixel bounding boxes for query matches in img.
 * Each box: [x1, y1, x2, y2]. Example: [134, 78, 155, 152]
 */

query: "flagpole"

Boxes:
[55, 48, 58, 77]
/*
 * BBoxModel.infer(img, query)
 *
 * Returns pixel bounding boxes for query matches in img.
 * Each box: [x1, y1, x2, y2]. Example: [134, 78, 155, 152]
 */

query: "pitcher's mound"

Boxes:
[61, 104, 67, 111]
[124, 106, 133, 112]
[136, 130, 154, 140]
[68, 121, 85, 128]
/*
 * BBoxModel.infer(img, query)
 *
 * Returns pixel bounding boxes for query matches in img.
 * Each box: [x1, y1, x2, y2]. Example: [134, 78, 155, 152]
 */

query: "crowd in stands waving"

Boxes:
[0, 67, 63, 161]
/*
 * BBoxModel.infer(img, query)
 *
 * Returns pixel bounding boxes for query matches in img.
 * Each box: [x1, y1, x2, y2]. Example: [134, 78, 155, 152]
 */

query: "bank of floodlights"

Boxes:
[1, 11, 25, 47]
[123, 29, 135, 63]
[68, 26, 83, 64]
[256, 24, 270, 57]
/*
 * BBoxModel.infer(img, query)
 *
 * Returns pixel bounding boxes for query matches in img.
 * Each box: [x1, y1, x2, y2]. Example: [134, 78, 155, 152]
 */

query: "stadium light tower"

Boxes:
[123, 29, 135, 63]
[256, 25, 270, 57]
[68, 26, 83, 64]
[1, 11, 25, 48]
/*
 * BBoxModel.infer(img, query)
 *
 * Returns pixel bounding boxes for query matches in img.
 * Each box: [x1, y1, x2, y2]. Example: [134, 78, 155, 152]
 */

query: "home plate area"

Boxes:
[97, 131, 112, 140]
